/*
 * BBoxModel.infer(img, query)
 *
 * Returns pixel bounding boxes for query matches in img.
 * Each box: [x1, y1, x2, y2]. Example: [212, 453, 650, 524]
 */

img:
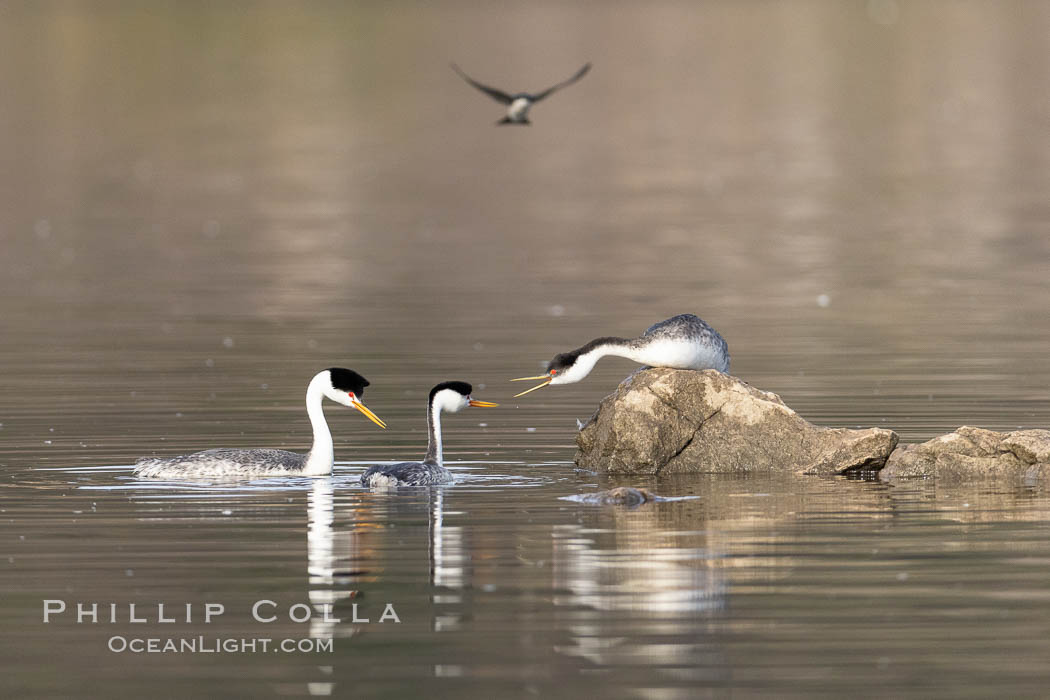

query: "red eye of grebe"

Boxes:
[550, 370, 557, 376]
[348, 392, 356, 399]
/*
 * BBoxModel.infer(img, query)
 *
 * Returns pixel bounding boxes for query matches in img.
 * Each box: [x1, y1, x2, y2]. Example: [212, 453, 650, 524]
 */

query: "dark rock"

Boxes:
[575, 368, 898, 476]
[881, 426, 1050, 481]
[567, 487, 661, 506]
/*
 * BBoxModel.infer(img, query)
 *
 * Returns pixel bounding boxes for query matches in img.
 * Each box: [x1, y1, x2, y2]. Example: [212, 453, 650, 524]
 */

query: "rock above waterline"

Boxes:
[880, 426, 1050, 481]
[575, 369, 898, 476]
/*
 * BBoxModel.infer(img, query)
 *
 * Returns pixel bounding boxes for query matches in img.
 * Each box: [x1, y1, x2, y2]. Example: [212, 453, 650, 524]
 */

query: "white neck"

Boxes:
[424, 400, 443, 466]
[302, 373, 334, 476]
[559, 341, 642, 384]
[611, 342, 657, 365]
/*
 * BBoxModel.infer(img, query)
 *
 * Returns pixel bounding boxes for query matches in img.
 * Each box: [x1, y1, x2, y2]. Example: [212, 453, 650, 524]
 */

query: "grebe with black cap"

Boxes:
[451, 62, 591, 125]
[361, 381, 497, 487]
[134, 368, 386, 479]
[511, 314, 730, 397]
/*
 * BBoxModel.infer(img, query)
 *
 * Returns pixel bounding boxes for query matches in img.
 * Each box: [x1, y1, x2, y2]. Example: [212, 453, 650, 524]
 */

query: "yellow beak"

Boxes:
[510, 374, 551, 382]
[512, 379, 551, 398]
[468, 399, 499, 408]
[352, 400, 387, 429]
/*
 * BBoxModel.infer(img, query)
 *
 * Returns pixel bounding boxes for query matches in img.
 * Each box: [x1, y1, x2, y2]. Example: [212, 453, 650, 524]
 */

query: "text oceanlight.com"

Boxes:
[42, 599, 401, 653]
[107, 636, 333, 654]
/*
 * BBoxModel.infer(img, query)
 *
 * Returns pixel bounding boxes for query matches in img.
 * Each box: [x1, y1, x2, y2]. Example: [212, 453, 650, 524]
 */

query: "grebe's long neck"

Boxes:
[423, 399, 443, 466]
[302, 374, 334, 476]
[599, 338, 655, 365]
[558, 337, 635, 383]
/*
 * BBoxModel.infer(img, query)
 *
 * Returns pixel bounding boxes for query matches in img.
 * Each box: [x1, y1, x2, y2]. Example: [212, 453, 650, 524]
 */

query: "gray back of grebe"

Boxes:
[360, 461, 455, 488]
[134, 448, 308, 479]
[640, 313, 730, 373]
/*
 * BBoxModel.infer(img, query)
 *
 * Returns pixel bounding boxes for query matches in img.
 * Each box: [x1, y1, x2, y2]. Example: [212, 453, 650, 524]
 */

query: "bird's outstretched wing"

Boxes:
[450, 63, 514, 105]
[530, 63, 591, 102]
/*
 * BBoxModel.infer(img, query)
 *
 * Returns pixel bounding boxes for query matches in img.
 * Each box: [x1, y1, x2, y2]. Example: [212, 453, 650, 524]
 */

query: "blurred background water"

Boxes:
[2, 1, 1050, 697]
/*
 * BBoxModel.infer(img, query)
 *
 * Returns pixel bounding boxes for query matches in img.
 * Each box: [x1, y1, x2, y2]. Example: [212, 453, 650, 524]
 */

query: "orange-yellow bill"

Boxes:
[353, 401, 387, 429]
[513, 379, 551, 398]
[510, 374, 551, 382]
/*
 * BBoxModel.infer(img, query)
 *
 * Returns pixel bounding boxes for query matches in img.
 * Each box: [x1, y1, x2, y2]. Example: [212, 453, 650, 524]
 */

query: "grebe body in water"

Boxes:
[450, 62, 591, 125]
[134, 368, 386, 479]
[361, 381, 497, 487]
[511, 314, 730, 396]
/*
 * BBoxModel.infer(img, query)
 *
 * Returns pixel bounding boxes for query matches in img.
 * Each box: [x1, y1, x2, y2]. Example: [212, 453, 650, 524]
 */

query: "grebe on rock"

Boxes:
[134, 368, 386, 479]
[511, 314, 730, 397]
[361, 381, 497, 487]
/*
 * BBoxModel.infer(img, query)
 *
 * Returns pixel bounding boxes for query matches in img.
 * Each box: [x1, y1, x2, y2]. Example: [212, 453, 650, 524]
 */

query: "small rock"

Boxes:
[1001, 429, 1050, 464]
[881, 426, 1050, 481]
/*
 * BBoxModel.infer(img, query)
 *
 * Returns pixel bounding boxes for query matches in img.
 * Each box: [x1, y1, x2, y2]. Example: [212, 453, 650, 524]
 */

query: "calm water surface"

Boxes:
[2, 1, 1050, 697]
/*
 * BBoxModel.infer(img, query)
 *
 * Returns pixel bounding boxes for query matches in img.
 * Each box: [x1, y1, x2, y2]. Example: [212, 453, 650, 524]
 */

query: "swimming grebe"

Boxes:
[134, 368, 386, 479]
[450, 62, 591, 125]
[360, 381, 497, 487]
[511, 314, 730, 397]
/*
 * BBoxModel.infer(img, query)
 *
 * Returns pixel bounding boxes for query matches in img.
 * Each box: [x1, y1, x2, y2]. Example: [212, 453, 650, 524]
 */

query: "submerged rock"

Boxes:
[880, 426, 1050, 481]
[575, 368, 898, 476]
[566, 487, 661, 506]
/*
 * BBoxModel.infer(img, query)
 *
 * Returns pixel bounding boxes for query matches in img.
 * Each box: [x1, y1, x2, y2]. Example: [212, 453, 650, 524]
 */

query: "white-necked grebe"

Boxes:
[512, 313, 730, 397]
[451, 62, 591, 125]
[134, 368, 386, 479]
[360, 381, 497, 487]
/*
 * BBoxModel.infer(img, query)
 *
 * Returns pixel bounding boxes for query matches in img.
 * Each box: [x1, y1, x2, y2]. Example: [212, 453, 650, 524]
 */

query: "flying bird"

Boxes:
[451, 62, 592, 125]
